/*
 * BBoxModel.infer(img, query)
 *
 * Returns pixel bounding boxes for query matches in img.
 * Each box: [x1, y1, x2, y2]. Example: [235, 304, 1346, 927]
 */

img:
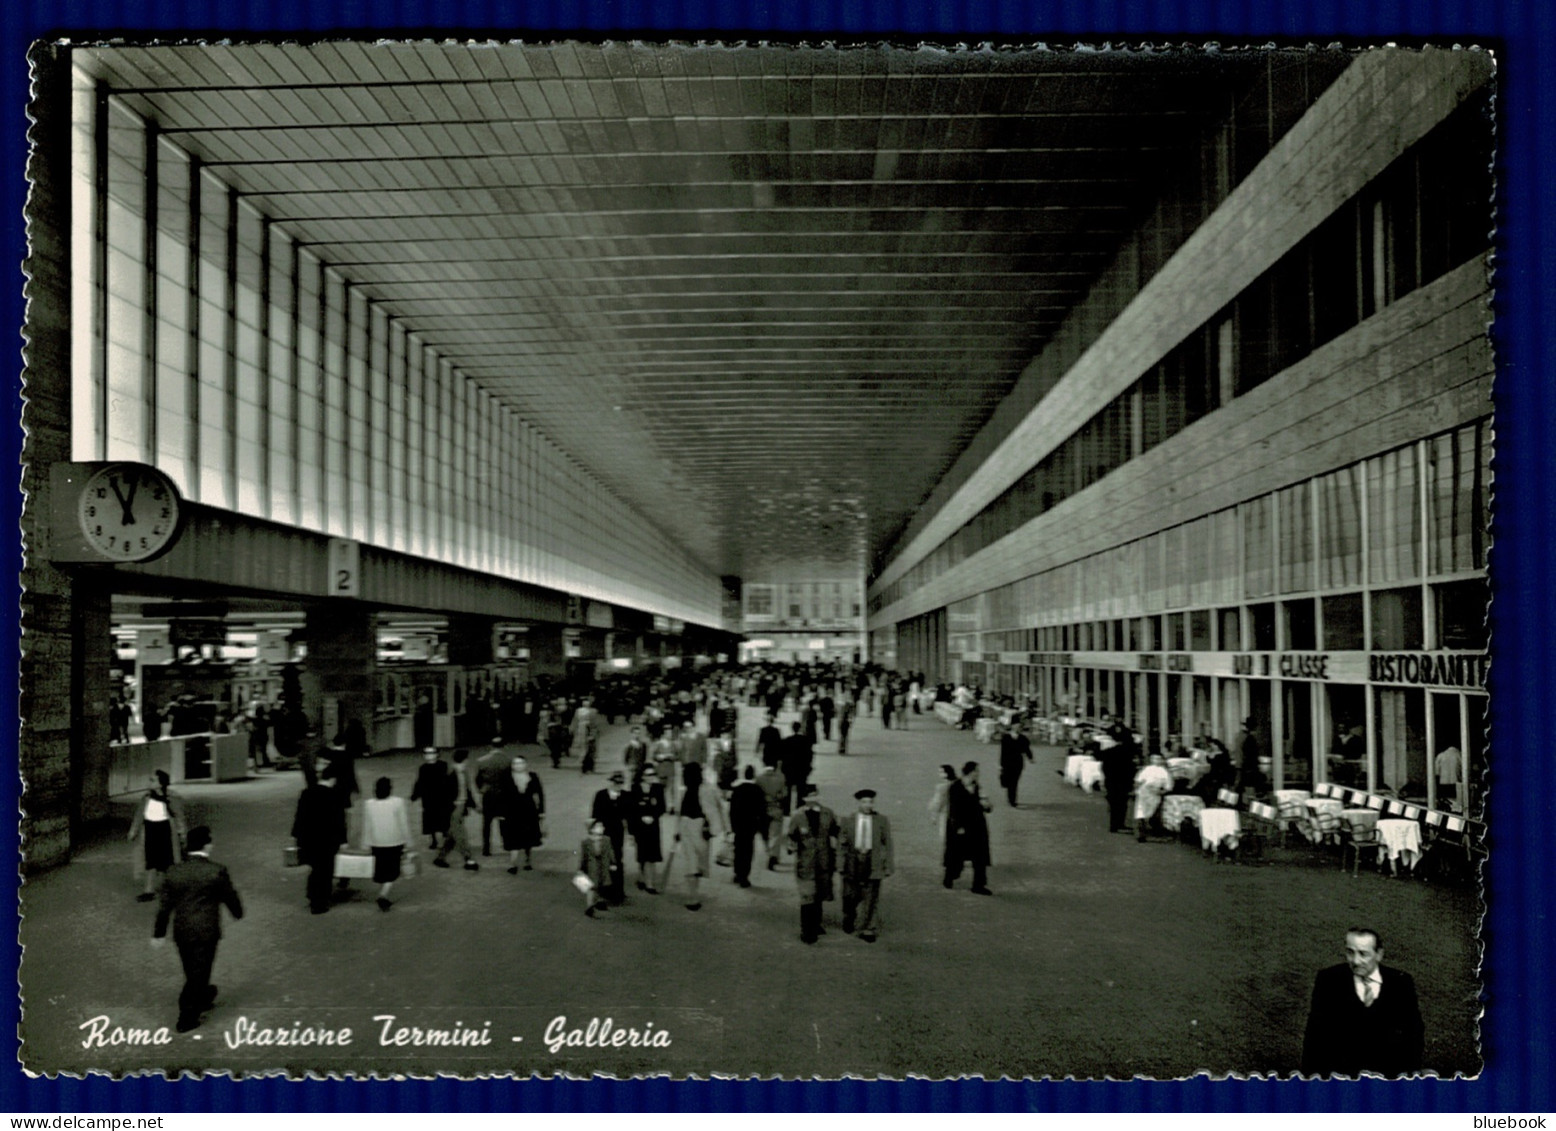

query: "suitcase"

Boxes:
[333, 850, 375, 880]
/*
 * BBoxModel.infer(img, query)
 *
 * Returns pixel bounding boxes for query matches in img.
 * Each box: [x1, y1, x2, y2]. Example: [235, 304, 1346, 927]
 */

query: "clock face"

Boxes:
[76, 464, 182, 562]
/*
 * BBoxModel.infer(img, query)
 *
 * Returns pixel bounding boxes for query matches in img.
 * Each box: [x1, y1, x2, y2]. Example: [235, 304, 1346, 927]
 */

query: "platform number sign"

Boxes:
[328, 538, 360, 597]
[75, 463, 182, 562]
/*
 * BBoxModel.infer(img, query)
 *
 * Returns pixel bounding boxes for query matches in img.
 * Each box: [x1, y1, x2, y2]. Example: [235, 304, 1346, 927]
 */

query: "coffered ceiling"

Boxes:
[74, 41, 1281, 583]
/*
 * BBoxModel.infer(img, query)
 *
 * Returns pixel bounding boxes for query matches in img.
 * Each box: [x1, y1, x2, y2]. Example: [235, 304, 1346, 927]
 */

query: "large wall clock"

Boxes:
[72, 462, 183, 562]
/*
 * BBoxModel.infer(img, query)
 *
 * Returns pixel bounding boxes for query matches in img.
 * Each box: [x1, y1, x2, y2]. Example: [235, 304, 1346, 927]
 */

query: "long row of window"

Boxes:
[931, 418, 1489, 654]
[870, 94, 1492, 616]
[70, 70, 723, 626]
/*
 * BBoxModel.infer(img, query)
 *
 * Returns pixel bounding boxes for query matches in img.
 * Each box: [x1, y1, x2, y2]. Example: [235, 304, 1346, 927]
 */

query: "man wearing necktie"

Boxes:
[1300, 927, 1425, 1077]
[787, 783, 839, 944]
[839, 788, 893, 942]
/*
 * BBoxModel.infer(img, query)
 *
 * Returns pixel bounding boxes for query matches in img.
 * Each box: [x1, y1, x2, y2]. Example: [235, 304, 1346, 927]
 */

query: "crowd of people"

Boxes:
[131, 660, 1429, 1075]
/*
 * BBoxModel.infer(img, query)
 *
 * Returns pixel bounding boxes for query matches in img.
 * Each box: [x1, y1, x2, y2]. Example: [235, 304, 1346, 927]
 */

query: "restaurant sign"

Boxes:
[1370, 652, 1488, 690]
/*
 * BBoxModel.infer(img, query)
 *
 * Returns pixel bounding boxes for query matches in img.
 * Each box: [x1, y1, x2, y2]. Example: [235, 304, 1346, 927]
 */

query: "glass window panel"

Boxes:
[1142, 533, 1165, 612]
[1427, 421, 1489, 575]
[1249, 602, 1276, 650]
[198, 424, 226, 502]
[269, 452, 294, 526]
[1184, 516, 1212, 607]
[1318, 464, 1363, 588]
[1190, 609, 1212, 650]
[1218, 607, 1242, 651]
[296, 456, 321, 529]
[1321, 593, 1364, 651]
[1370, 587, 1424, 651]
[1278, 483, 1313, 593]
[1284, 598, 1317, 650]
[1367, 445, 1421, 583]
[1435, 578, 1489, 650]
[1372, 687, 1426, 798]
[1242, 495, 1274, 598]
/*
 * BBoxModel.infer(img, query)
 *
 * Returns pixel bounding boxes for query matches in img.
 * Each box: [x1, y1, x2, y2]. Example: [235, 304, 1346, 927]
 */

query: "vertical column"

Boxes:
[1271, 677, 1286, 791]
[304, 604, 376, 749]
[23, 47, 92, 870]
[72, 583, 115, 826]
[1155, 672, 1170, 755]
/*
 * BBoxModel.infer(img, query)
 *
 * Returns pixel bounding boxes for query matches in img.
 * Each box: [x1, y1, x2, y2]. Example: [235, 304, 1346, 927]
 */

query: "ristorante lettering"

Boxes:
[1369, 652, 1488, 689]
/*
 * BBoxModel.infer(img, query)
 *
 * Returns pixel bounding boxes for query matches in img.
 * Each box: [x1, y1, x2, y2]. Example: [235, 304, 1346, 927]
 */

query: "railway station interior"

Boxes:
[18, 42, 1491, 1077]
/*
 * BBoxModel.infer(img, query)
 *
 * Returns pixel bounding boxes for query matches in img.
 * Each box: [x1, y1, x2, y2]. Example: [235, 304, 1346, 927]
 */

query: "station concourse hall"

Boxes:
[19, 42, 1491, 1078]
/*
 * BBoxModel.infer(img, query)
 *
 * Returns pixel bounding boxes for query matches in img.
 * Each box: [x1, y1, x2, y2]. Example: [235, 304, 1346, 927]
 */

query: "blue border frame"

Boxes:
[5, 0, 1550, 1113]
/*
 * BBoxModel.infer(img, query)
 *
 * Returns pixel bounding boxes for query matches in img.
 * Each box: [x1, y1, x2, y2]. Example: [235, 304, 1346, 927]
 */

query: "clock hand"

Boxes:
[111, 473, 139, 525]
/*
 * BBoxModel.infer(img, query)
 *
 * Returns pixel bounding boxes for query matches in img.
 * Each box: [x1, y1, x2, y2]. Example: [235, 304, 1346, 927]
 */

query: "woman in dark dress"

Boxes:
[496, 754, 545, 873]
[629, 764, 667, 894]
[127, 770, 183, 902]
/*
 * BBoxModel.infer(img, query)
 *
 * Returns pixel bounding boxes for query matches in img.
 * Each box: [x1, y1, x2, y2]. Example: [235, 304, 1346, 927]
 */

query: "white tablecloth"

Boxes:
[1166, 757, 1205, 787]
[1064, 754, 1087, 785]
[1342, 808, 1379, 832]
[1198, 807, 1242, 851]
[1301, 797, 1345, 842]
[1377, 819, 1423, 870]
[1078, 758, 1104, 793]
[974, 718, 1000, 744]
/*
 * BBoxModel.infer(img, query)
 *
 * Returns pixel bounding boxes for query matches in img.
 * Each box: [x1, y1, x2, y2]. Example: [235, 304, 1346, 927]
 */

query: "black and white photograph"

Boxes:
[18, 38, 1492, 1080]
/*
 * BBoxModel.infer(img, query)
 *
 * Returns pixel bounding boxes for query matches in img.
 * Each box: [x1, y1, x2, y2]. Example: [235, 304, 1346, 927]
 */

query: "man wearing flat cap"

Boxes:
[838, 788, 894, 942]
[590, 771, 632, 904]
[787, 783, 840, 944]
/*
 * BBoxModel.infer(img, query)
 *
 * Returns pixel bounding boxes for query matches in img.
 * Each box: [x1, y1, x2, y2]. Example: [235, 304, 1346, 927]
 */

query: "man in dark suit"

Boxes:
[589, 772, 633, 903]
[838, 788, 893, 942]
[727, 765, 768, 888]
[780, 721, 815, 812]
[997, 723, 1034, 807]
[754, 714, 784, 768]
[1301, 927, 1425, 1077]
[152, 825, 243, 1033]
[1101, 722, 1138, 833]
[292, 762, 347, 913]
[943, 761, 993, 895]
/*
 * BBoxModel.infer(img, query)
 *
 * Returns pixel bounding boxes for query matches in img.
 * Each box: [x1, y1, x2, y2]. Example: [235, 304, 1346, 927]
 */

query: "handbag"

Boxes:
[714, 839, 733, 868]
[283, 844, 300, 868]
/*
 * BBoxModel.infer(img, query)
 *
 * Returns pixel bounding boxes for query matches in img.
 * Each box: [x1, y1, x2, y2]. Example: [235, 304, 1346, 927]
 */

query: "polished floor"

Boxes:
[20, 699, 1480, 1079]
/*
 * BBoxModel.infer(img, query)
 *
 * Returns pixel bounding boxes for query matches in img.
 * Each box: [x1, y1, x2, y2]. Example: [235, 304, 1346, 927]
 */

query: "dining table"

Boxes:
[1341, 808, 1380, 832]
[1301, 796, 1345, 843]
[1078, 758, 1104, 793]
[1198, 807, 1242, 852]
[1064, 753, 1087, 786]
[1377, 818, 1424, 873]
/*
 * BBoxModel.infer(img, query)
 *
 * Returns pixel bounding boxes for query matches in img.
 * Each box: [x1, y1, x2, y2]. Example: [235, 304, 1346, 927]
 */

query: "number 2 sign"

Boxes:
[327, 538, 360, 597]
